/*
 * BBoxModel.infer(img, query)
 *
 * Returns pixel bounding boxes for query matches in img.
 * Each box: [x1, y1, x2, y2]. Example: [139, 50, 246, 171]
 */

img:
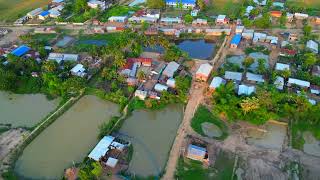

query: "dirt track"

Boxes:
[0, 129, 28, 173]
[162, 82, 205, 180]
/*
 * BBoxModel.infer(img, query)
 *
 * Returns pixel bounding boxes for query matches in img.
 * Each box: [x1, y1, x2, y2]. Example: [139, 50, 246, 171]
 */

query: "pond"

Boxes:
[15, 95, 120, 179]
[76, 40, 108, 46]
[118, 104, 183, 177]
[0, 91, 60, 128]
[144, 40, 216, 60]
[176, 40, 216, 60]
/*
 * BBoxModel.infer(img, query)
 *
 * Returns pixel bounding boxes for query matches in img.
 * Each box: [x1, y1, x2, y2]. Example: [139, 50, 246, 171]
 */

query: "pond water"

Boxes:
[15, 95, 119, 179]
[119, 104, 183, 177]
[76, 40, 107, 46]
[144, 40, 215, 60]
[0, 91, 60, 128]
[176, 40, 215, 60]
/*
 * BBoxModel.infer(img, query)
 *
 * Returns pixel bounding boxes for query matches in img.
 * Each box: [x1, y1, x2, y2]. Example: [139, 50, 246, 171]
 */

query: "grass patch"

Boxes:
[175, 157, 213, 180]
[191, 105, 228, 140]
[291, 120, 320, 150]
[212, 150, 235, 180]
[98, 5, 140, 22]
[0, 0, 50, 23]
[202, 0, 243, 17]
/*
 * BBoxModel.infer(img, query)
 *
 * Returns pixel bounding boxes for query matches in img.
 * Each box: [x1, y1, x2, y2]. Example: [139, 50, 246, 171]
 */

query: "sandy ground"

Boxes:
[0, 128, 29, 173]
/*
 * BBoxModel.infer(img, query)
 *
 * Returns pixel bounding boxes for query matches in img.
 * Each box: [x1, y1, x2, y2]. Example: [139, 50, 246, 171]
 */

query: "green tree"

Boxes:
[91, 162, 103, 179]
[254, 13, 271, 28]
[242, 57, 254, 71]
[42, 61, 58, 73]
[146, 0, 165, 9]
[240, 97, 260, 114]
[61, 77, 85, 97]
[257, 58, 266, 74]
[303, 25, 312, 37]
[279, 12, 287, 27]
[184, 14, 193, 24]
[74, 0, 88, 13]
[303, 53, 317, 69]
[137, 71, 146, 81]
[0, 68, 17, 91]
[197, 0, 206, 10]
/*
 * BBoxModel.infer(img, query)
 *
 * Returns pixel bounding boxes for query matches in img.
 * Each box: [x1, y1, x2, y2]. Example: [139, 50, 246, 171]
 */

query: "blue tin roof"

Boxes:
[231, 34, 242, 45]
[11, 45, 30, 57]
[39, 11, 50, 17]
[166, 0, 196, 4]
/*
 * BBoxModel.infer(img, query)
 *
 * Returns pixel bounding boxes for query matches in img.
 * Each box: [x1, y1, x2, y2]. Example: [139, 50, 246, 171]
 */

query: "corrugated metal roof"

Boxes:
[238, 84, 255, 95]
[210, 77, 226, 89]
[187, 144, 206, 157]
[166, 0, 196, 4]
[196, 63, 213, 76]
[163, 61, 180, 77]
[88, 136, 115, 161]
[288, 78, 310, 88]
[275, 63, 290, 71]
[39, 11, 50, 17]
[274, 76, 284, 90]
[224, 71, 243, 81]
[231, 34, 242, 45]
[246, 72, 264, 83]
[11, 45, 30, 57]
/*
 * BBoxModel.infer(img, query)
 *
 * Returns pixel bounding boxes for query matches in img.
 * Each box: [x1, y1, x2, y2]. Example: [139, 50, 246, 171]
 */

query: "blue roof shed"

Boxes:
[11, 45, 31, 57]
[39, 11, 50, 17]
[231, 34, 242, 46]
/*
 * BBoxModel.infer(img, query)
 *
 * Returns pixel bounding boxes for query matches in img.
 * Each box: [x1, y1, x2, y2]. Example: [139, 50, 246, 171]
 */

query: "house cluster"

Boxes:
[87, 0, 112, 10]
[0, 45, 42, 65]
[88, 136, 130, 169]
[14, 0, 65, 25]
[122, 55, 185, 100]
[230, 28, 280, 49]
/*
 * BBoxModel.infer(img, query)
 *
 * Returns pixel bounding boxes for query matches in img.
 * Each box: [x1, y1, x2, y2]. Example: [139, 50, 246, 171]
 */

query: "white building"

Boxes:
[27, 8, 43, 18]
[224, 71, 243, 81]
[238, 84, 256, 96]
[108, 16, 127, 23]
[245, 72, 265, 83]
[70, 64, 86, 77]
[209, 77, 226, 91]
[306, 40, 319, 54]
[275, 63, 290, 71]
[294, 13, 309, 20]
[154, 83, 168, 92]
[288, 78, 310, 88]
[274, 76, 284, 90]
[87, 0, 110, 10]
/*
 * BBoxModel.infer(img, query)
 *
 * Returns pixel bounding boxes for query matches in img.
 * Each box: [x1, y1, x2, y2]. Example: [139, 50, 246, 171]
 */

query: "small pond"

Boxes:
[144, 40, 216, 60]
[0, 91, 60, 128]
[15, 95, 120, 179]
[176, 39, 216, 60]
[118, 104, 183, 177]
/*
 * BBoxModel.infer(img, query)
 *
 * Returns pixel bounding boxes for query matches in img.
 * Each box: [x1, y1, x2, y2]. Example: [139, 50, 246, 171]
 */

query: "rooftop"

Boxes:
[11, 45, 30, 57]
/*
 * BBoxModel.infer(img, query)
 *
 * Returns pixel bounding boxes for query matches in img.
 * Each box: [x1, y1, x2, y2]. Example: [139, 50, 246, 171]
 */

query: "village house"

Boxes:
[38, 11, 50, 20]
[166, 78, 176, 88]
[245, 6, 254, 17]
[286, 13, 294, 22]
[310, 85, 320, 95]
[238, 84, 256, 96]
[128, 16, 158, 23]
[209, 77, 226, 91]
[88, 136, 126, 169]
[235, 26, 244, 34]
[272, 2, 284, 9]
[275, 63, 290, 71]
[242, 29, 254, 40]
[165, 0, 196, 8]
[192, 19, 208, 26]
[294, 13, 309, 20]
[48, 53, 79, 64]
[27, 8, 43, 19]
[154, 83, 168, 92]
[70, 64, 86, 77]
[274, 76, 285, 90]
[224, 71, 243, 82]
[306, 40, 319, 54]
[145, 9, 160, 19]
[34, 27, 56, 34]
[160, 17, 182, 24]
[216, 15, 229, 25]
[195, 63, 213, 82]
[186, 144, 208, 162]
[312, 65, 320, 77]
[191, 9, 199, 17]
[230, 34, 242, 48]
[253, 32, 267, 43]
[265, 36, 278, 45]
[93, 27, 105, 33]
[288, 33, 298, 41]
[253, 0, 266, 6]
[315, 16, 320, 25]
[11, 45, 31, 57]
[127, 77, 137, 86]
[162, 61, 180, 78]
[245, 72, 265, 84]
[135, 89, 148, 100]
[49, 5, 64, 18]
[287, 78, 310, 89]
[205, 29, 231, 36]
[87, 0, 110, 10]
[108, 16, 128, 23]
[270, 11, 282, 18]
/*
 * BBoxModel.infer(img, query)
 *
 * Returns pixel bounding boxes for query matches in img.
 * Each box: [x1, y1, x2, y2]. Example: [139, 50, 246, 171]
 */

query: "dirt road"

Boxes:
[162, 82, 205, 180]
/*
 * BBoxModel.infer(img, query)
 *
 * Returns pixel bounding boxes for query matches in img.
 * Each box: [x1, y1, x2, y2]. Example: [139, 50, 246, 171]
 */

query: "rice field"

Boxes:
[0, 0, 50, 23]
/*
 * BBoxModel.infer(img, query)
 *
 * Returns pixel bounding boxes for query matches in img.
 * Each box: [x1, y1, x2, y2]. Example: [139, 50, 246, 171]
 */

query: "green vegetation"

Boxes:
[201, 0, 243, 19]
[244, 46, 270, 55]
[0, 0, 50, 23]
[286, 0, 320, 16]
[175, 157, 212, 180]
[146, 0, 165, 9]
[175, 151, 235, 180]
[98, 6, 140, 22]
[191, 105, 228, 140]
